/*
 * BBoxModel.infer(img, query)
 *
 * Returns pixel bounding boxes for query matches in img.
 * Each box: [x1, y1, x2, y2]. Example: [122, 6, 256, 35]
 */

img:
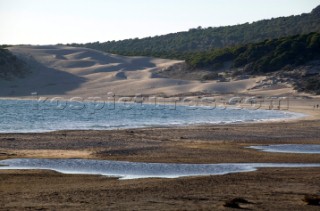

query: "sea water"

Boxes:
[0, 99, 304, 133]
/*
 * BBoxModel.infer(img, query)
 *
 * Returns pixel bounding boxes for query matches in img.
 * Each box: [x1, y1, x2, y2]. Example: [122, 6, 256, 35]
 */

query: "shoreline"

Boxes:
[0, 96, 316, 134]
[1, 119, 320, 163]
[1, 120, 320, 210]
[0, 98, 320, 210]
[0, 113, 309, 135]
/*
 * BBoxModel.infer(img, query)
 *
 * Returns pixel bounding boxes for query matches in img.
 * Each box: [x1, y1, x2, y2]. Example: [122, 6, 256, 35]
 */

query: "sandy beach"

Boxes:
[0, 46, 320, 210]
[1, 1, 320, 210]
[1, 115, 320, 210]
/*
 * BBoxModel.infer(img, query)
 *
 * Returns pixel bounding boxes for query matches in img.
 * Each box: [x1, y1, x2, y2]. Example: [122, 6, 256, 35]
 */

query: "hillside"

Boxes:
[183, 32, 320, 95]
[70, 5, 320, 59]
[0, 48, 29, 80]
[187, 33, 320, 72]
[0, 46, 279, 97]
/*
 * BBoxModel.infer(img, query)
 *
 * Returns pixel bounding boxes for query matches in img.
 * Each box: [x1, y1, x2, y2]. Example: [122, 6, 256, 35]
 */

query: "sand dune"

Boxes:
[0, 45, 293, 98]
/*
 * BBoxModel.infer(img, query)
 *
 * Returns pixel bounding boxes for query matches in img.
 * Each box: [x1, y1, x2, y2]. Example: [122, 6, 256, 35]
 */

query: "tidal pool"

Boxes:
[248, 144, 320, 154]
[0, 159, 320, 180]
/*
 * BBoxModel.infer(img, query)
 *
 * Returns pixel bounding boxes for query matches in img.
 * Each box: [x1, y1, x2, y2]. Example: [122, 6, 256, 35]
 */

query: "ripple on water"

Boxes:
[0, 99, 306, 133]
[0, 159, 320, 180]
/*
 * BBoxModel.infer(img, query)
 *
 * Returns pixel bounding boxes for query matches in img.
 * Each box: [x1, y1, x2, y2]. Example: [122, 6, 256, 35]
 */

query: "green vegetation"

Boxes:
[70, 5, 320, 59]
[0, 45, 11, 49]
[187, 32, 320, 94]
[186, 33, 320, 73]
[0, 48, 29, 80]
[63, 5, 320, 95]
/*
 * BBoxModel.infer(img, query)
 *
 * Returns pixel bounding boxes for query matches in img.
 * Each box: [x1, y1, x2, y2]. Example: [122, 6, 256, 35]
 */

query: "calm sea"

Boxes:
[0, 99, 303, 133]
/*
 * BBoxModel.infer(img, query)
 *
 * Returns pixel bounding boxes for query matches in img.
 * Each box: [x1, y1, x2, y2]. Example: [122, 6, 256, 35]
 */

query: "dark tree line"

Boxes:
[186, 32, 320, 73]
[69, 5, 320, 60]
[187, 32, 320, 94]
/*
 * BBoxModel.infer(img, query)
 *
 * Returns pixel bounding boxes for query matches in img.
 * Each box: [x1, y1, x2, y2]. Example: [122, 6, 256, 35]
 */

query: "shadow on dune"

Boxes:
[0, 46, 167, 97]
[123, 57, 157, 71]
[0, 56, 87, 97]
[91, 57, 157, 73]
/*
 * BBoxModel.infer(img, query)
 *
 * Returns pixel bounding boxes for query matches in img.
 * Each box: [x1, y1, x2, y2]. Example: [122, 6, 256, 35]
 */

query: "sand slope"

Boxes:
[0, 46, 281, 97]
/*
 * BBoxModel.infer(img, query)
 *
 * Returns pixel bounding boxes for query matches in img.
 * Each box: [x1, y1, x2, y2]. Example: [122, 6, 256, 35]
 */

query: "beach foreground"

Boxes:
[1, 120, 320, 210]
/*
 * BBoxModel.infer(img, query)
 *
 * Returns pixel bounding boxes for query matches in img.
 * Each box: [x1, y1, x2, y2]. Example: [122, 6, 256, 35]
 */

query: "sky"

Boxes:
[0, 0, 319, 45]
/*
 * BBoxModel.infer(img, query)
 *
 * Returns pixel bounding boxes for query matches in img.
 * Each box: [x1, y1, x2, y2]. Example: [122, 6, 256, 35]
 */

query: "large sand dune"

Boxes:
[0, 46, 287, 98]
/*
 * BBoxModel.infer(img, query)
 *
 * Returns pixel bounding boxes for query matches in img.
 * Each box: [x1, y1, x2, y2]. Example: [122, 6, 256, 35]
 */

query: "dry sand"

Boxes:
[1, 45, 293, 98]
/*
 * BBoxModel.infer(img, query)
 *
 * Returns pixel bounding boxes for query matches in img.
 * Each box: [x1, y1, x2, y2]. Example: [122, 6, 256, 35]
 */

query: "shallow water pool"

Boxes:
[248, 144, 320, 154]
[0, 159, 319, 180]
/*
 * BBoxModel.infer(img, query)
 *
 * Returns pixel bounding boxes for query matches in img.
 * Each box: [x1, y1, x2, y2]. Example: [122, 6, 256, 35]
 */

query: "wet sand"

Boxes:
[1, 119, 320, 210]
[1, 168, 319, 210]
